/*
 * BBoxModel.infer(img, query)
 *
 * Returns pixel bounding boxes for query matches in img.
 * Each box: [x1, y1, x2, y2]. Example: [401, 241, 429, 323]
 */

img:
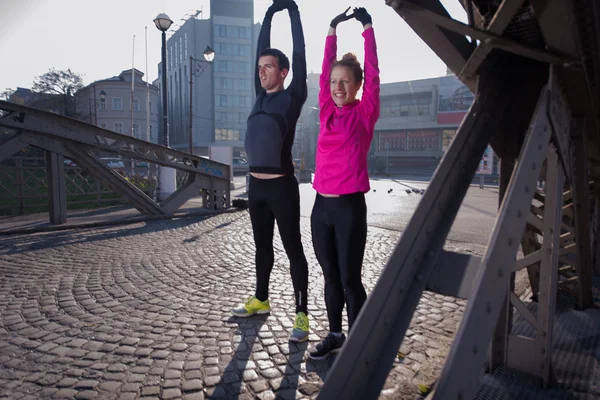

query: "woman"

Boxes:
[308, 6, 380, 360]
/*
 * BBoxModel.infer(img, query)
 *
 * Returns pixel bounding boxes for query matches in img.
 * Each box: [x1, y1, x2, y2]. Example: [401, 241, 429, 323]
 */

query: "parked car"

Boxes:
[100, 157, 125, 173]
[64, 159, 77, 167]
[232, 157, 249, 175]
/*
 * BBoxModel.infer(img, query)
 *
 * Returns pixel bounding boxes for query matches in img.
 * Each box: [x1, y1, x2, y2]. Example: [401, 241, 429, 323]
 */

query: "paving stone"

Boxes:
[54, 389, 79, 398]
[182, 379, 203, 392]
[141, 386, 161, 396]
[75, 390, 98, 399]
[162, 388, 182, 399]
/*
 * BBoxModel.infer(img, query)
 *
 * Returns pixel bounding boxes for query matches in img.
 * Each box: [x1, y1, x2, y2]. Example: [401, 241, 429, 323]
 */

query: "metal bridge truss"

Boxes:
[319, 0, 599, 398]
[0, 100, 231, 225]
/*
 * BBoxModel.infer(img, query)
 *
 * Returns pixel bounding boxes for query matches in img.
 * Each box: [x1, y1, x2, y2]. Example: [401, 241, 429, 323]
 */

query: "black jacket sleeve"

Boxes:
[255, 13, 272, 96]
[287, 8, 307, 102]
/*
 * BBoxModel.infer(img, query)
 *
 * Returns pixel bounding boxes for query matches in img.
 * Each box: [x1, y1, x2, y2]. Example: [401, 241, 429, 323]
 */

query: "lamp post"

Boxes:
[88, 87, 106, 126]
[154, 13, 175, 201]
[188, 46, 215, 154]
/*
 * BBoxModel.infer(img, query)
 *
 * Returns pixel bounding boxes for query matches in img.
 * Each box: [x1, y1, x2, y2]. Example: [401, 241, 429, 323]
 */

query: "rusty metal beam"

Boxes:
[63, 143, 165, 217]
[0, 133, 27, 163]
[0, 100, 230, 180]
[46, 151, 67, 225]
[460, 0, 527, 79]
[435, 88, 553, 400]
[386, 0, 476, 91]
[569, 117, 594, 308]
[161, 173, 213, 215]
[392, 1, 577, 68]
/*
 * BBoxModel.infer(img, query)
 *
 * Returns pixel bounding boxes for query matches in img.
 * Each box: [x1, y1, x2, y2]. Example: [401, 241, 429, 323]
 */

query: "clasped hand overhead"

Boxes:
[330, 6, 372, 28]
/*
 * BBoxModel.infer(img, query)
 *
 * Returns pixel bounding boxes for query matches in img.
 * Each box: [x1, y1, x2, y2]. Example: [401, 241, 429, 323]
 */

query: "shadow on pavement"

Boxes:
[210, 315, 268, 399]
[0, 213, 246, 256]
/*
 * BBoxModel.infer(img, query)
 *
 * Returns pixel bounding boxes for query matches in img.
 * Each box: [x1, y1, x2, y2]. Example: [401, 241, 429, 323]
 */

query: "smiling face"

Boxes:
[258, 55, 288, 93]
[330, 65, 362, 107]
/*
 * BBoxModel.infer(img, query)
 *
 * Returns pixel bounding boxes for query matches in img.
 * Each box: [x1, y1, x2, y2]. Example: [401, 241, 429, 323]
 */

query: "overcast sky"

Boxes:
[0, 0, 467, 92]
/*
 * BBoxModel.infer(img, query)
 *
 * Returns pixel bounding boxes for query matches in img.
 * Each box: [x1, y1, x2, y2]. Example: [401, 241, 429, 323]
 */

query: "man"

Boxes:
[231, 0, 310, 343]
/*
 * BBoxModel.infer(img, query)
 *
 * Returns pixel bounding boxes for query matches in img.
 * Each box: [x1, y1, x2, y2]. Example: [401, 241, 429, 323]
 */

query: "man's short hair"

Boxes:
[259, 48, 290, 71]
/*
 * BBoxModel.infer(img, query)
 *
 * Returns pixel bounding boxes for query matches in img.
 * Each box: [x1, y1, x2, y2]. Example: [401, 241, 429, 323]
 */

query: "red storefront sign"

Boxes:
[379, 131, 437, 151]
[437, 111, 467, 124]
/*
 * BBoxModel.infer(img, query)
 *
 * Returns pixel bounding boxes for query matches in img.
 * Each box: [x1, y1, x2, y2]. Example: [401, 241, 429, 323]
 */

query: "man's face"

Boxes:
[258, 55, 288, 93]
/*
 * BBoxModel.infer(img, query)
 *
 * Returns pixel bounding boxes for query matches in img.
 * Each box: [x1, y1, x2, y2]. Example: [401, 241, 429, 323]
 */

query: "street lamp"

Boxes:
[89, 87, 107, 125]
[154, 12, 175, 201]
[188, 45, 215, 154]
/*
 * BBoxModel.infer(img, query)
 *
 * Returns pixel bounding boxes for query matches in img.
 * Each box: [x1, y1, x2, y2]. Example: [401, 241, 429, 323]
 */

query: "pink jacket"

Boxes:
[312, 27, 380, 195]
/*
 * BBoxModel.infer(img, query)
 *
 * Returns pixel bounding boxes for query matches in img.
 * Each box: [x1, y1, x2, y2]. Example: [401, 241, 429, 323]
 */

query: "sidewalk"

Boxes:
[0, 187, 598, 399]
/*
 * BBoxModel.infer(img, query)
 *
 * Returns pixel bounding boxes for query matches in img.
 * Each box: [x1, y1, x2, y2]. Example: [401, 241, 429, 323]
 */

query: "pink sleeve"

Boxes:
[319, 35, 337, 109]
[360, 27, 380, 123]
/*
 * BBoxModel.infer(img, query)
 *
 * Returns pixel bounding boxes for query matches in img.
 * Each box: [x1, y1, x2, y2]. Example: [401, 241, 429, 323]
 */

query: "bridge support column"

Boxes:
[46, 151, 67, 225]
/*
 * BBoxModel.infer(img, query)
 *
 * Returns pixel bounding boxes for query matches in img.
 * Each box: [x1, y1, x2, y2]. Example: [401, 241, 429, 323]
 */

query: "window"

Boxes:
[112, 97, 123, 111]
[239, 96, 246, 108]
[215, 128, 241, 141]
[179, 37, 183, 65]
[219, 95, 227, 107]
[219, 25, 227, 37]
[149, 125, 153, 140]
[114, 122, 123, 134]
[227, 112, 236, 122]
[239, 113, 247, 123]
[132, 98, 140, 112]
[100, 123, 107, 129]
[149, 102, 152, 114]
[133, 123, 140, 137]
[100, 98, 106, 110]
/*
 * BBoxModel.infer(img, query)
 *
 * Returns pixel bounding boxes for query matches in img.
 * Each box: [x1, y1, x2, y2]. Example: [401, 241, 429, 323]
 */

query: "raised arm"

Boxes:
[319, 8, 354, 108]
[287, 4, 307, 102]
[354, 8, 380, 120]
[255, 4, 278, 96]
[361, 26, 380, 119]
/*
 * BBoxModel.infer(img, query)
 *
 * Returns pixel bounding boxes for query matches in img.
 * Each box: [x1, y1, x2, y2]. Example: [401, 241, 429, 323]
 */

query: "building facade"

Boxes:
[160, 0, 257, 156]
[298, 73, 476, 171]
[75, 69, 160, 143]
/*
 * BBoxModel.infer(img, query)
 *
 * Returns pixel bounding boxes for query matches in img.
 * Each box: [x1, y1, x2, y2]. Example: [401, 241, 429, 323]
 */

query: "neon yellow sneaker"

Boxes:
[231, 296, 271, 317]
[289, 312, 309, 342]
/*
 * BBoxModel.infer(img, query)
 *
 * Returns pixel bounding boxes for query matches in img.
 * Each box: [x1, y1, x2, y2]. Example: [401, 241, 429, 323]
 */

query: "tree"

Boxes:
[32, 68, 84, 117]
[0, 88, 14, 101]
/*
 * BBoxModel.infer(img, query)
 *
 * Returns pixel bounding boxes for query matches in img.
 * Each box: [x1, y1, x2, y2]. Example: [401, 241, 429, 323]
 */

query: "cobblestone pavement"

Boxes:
[0, 211, 476, 399]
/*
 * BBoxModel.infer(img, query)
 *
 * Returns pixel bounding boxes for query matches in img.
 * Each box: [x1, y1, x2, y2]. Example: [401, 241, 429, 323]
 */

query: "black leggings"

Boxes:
[248, 174, 308, 314]
[311, 193, 367, 333]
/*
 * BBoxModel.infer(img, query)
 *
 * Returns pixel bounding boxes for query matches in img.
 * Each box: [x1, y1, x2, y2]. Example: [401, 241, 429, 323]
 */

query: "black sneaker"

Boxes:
[308, 333, 346, 360]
